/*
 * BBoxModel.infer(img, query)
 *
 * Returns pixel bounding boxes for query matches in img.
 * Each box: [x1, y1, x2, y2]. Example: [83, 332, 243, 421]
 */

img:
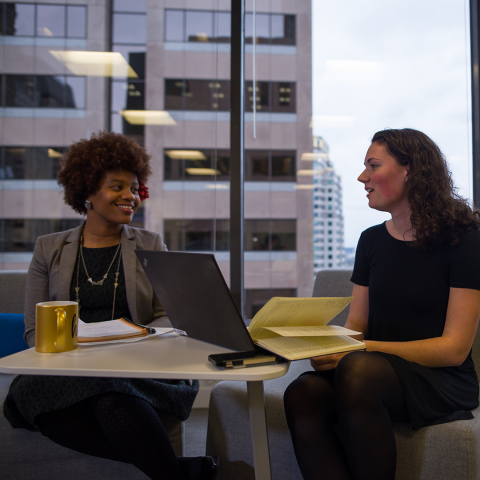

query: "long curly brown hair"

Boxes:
[371, 128, 479, 249]
[57, 131, 152, 215]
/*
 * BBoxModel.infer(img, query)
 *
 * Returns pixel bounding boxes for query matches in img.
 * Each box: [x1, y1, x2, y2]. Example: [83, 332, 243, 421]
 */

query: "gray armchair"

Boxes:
[206, 269, 480, 480]
[0, 270, 184, 480]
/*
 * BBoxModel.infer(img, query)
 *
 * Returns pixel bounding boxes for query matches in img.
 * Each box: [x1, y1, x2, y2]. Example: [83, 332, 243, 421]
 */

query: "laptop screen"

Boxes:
[135, 251, 255, 352]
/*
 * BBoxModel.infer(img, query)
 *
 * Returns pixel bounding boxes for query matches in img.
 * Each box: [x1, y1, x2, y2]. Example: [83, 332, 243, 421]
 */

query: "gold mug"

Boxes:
[35, 301, 78, 353]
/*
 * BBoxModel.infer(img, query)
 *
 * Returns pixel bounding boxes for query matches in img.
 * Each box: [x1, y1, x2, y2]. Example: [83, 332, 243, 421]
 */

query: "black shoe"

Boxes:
[200, 456, 218, 480]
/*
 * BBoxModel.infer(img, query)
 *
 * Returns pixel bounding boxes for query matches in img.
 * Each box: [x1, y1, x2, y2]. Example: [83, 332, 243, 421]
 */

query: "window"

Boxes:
[245, 288, 296, 320]
[0, 3, 86, 38]
[0, 219, 82, 252]
[245, 220, 296, 251]
[164, 220, 229, 251]
[245, 13, 296, 45]
[0, 146, 67, 180]
[113, 13, 146, 44]
[245, 150, 296, 181]
[3, 75, 85, 108]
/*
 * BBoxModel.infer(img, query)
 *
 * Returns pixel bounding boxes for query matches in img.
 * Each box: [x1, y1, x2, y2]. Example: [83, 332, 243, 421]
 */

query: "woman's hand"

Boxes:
[310, 352, 351, 371]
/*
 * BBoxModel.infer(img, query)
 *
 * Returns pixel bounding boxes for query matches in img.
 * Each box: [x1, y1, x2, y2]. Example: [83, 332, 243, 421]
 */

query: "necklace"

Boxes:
[75, 236, 122, 320]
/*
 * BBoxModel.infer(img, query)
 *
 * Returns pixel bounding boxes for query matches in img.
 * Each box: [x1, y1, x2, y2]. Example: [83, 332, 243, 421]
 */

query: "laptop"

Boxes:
[135, 250, 283, 366]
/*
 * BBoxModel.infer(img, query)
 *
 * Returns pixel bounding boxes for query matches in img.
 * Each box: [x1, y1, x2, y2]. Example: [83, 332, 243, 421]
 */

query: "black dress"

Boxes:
[351, 223, 480, 429]
[4, 245, 199, 429]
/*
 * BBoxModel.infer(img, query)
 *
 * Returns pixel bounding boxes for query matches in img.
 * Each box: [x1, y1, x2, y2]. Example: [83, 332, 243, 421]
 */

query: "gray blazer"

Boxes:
[24, 222, 171, 347]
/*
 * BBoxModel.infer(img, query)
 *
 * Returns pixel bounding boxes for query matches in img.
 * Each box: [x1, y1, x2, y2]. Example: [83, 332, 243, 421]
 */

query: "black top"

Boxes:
[351, 222, 480, 429]
[69, 244, 132, 323]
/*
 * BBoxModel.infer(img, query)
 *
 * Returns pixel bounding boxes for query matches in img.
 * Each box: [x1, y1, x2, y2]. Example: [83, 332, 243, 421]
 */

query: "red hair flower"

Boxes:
[138, 183, 149, 201]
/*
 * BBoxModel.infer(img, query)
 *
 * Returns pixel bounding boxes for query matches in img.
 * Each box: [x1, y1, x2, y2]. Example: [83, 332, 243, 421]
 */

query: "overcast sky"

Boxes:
[311, 0, 472, 248]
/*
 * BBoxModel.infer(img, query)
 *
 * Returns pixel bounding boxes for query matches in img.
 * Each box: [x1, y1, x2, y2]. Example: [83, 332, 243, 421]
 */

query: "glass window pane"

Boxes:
[270, 220, 296, 250]
[165, 10, 184, 42]
[4, 147, 35, 179]
[5, 75, 35, 107]
[112, 81, 129, 112]
[5, 3, 34, 36]
[113, 13, 146, 44]
[185, 149, 214, 181]
[186, 10, 213, 42]
[1, 219, 34, 252]
[214, 149, 230, 180]
[214, 12, 230, 43]
[65, 77, 85, 108]
[245, 13, 270, 44]
[245, 219, 270, 251]
[164, 79, 185, 110]
[36, 147, 65, 180]
[184, 80, 211, 111]
[245, 81, 269, 112]
[271, 14, 296, 45]
[67, 6, 86, 38]
[36, 5, 65, 37]
[245, 288, 296, 319]
[271, 82, 295, 113]
[114, 0, 146, 13]
[211, 80, 230, 111]
[245, 150, 269, 181]
[271, 150, 296, 181]
[245, 220, 296, 251]
[186, 220, 214, 251]
[113, 46, 146, 79]
[35, 76, 65, 108]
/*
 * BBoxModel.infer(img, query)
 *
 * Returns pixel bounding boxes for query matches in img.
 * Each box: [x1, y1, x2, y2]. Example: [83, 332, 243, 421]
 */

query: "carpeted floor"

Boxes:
[184, 408, 209, 456]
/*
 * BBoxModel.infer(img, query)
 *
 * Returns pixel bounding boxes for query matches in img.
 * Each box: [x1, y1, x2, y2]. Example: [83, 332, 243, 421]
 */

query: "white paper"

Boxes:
[261, 325, 362, 337]
[77, 328, 175, 346]
[78, 319, 145, 338]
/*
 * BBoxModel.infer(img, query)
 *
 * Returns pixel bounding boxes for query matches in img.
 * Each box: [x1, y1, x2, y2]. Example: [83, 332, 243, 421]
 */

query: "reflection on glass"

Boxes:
[245, 13, 270, 44]
[67, 6, 86, 38]
[164, 220, 229, 251]
[36, 76, 66, 107]
[65, 77, 85, 109]
[184, 80, 212, 110]
[36, 147, 66, 179]
[164, 149, 230, 181]
[114, 0, 147, 13]
[164, 79, 185, 110]
[0, 219, 82, 252]
[186, 10, 213, 42]
[245, 220, 296, 251]
[271, 151, 296, 181]
[4, 3, 35, 36]
[3, 147, 35, 179]
[214, 12, 231, 42]
[36, 5, 65, 37]
[113, 81, 145, 111]
[112, 81, 129, 112]
[113, 46, 146, 79]
[245, 150, 269, 181]
[165, 10, 184, 42]
[113, 13, 146, 44]
[5, 75, 35, 107]
[271, 14, 296, 45]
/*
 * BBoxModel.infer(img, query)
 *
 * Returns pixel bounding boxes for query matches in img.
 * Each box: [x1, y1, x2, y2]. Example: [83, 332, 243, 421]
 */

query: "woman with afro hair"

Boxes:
[284, 128, 480, 480]
[4, 131, 218, 480]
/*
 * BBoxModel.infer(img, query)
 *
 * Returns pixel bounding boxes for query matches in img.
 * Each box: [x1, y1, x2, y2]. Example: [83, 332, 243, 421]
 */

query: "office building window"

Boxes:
[165, 79, 295, 113]
[164, 219, 230, 252]
[3, 75, 85, 108]
[164, 148, 230, 181]
[245, 220, 296, 251]
[165, 10, 294, 45]
[245, 289, 296, 320]
[0, 219, 82, 252]
[0, 3, 86, 38]
[0, 146, 67, 180]
[164, 149, 295, 182]
[113, 12, 146, 44]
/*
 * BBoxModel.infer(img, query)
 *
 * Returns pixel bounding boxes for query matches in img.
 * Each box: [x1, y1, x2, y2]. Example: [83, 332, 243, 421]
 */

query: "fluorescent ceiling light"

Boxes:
[165, 150, 207, 160]
[186, 168, 221, 176]
[310, 116, 355, 129]
[206, 184, 229, 190]
[295, 184, 315, 189]
[48, 148, 63, 158]
[297, 169, 327, 176]
[50, 51, 138, 78]
[120, 110, 176, 125]
[301, 153, 330, 161]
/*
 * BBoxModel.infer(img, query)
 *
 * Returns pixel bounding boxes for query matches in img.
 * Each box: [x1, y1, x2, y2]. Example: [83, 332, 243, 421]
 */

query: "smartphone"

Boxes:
[208, 350, 286, 368]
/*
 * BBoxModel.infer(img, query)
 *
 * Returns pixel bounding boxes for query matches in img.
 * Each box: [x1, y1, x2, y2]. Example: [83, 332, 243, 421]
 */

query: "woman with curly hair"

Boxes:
[284, 128, 480, 480]
[4, 131, 217, 480]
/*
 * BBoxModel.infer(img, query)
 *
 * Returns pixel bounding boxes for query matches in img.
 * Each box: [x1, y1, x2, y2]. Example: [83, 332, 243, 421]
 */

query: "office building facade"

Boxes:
[0, 0, 313, 318]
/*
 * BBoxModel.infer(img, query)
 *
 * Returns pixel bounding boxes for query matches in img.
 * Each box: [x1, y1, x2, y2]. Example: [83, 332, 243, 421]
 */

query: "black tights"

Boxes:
[35, 392, 193, 480]
[284, 352, 410, 480]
